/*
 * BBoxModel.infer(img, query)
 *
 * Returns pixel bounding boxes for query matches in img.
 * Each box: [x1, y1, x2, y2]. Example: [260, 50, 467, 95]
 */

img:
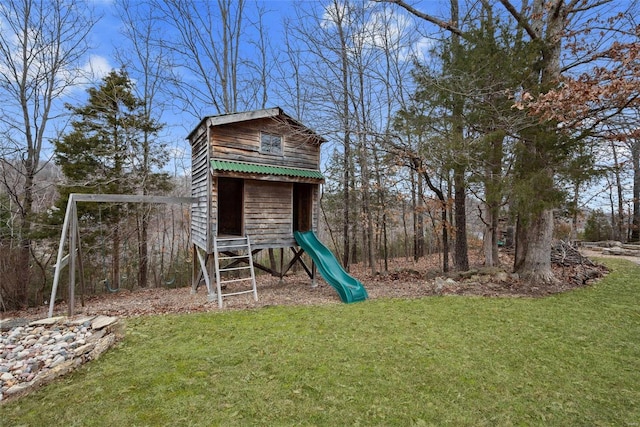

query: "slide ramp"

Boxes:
[294, 231, 368, 303]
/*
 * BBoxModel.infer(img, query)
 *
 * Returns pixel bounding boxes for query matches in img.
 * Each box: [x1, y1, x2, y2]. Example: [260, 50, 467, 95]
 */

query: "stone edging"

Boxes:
[0, 315, 124, 404]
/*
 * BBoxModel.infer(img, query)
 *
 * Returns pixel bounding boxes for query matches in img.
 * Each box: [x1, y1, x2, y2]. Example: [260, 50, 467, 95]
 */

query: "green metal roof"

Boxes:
[210, 159, 324, 180]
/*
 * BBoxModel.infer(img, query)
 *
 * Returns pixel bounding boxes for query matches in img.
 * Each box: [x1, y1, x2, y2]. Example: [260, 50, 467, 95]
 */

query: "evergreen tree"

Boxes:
[54, 69, 169, 291]
[583, 210, 613, 242]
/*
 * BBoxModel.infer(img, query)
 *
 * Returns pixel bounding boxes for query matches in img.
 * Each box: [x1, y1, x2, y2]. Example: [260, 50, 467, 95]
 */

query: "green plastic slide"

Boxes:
[294, 230, 368, 303]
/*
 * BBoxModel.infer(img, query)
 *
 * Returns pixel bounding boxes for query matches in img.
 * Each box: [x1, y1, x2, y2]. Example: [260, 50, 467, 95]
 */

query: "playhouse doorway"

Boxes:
[218, 177, 244, 235]
[293, 183, 313, 232]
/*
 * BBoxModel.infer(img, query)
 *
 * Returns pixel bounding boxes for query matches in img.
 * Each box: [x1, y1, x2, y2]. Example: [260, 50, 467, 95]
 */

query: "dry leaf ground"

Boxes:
[3, 249, 619, 320]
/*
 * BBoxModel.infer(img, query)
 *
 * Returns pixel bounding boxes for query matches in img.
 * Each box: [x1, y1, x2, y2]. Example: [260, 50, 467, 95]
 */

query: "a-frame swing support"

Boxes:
[48, 193, 196, 318]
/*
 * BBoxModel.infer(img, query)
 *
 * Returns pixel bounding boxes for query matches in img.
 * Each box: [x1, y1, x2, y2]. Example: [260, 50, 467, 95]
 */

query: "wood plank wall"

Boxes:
[210, 118, 320, 170]
[190, 114, 324, 251]
[244, 180, 295, 247]
[191, 131, 210, 251]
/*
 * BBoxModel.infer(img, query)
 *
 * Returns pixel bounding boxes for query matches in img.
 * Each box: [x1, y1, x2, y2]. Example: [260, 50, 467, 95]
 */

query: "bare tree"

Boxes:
[0, 0, 97, 308]
[116, 0, 174, 288]
[287, 0, 423, 272]
[382, 0, 626, 283]
[150, 0, 255, 116]
[287, 0, 356, 269]
[245, 3, 273, 110]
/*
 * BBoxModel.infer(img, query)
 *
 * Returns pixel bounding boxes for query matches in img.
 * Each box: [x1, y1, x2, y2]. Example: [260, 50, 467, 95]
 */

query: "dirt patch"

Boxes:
[3, 251, 613, 320]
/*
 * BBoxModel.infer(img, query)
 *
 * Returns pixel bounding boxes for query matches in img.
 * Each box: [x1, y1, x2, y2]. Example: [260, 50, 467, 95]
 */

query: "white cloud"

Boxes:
[318, 3, 433, 63]
[82, 54, 112, 81]
[320, 1, 347, 30]
[408, 36, 435, 62]
[52, 54, 112, 96]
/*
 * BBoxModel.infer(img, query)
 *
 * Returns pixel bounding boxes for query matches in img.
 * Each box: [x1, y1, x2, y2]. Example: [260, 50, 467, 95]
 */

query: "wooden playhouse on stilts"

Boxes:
[188, 107, 367, 307]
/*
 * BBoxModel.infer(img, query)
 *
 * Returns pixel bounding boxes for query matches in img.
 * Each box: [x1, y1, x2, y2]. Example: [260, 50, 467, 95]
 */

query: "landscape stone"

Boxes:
[0, 318, 30, 332]
[29, 317, 65, 326]
[604, 247, 624, 255]
[91, 315, 118, 330]
[1, 315, 122, 403]
[496, 272, 509, 282]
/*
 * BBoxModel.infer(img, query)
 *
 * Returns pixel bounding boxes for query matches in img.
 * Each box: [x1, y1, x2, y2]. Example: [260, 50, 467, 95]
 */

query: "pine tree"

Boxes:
[54, 69, 168, 291]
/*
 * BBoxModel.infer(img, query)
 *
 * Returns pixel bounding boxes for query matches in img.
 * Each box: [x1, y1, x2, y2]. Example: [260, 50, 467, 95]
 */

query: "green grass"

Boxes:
[4, 259, 639, 426]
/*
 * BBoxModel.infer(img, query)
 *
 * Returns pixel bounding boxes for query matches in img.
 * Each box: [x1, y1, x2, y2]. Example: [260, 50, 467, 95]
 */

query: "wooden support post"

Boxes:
[76, 222, 86, 308]
[49, 196, 75, 318]
[268, 248, 276, 274]
[311, 260, 317, 288]
[191, 244, 198, 293]
[195, 247, 213, 298]
[284, 247, 313, 278]
[279, 247, 284, 284]
[68, 203, 76, 316]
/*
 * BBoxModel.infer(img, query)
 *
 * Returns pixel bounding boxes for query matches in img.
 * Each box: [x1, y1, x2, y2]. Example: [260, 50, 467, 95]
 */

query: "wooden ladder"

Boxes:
[212, 235, 258, 308]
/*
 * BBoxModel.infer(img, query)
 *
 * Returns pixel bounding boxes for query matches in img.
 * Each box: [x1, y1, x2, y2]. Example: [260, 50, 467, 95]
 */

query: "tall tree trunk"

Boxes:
[512, 0, 565, 283]
[482, 196, 500, 267]
[571, 183, 580, 241]
[483, 131, 504, 267]
[341, 117, 351, 268]
[359, 144, 375, 274]
[113, 224, 121, 291]
[514, 214, 527, 272]
[412, 157, 449, 272]
[607, 174, 616, 240]
[611, 141, 624, 241]
[350, 169, 358, 266]
[373, 145, 388, 272]
[411, 169, 418, 260]
[453, 166, 468, 270]
[138, 206, 150, 287]
[449, 0, 469, 271]
[402, 197, 410, 261]
[17, 172, 34, 307]
[417, 172, 425, 258]
[632, 138, 640, 242]
[441, 203, 449, 273]
[518, 209, 555, 282]
[333, 0, 351, 270]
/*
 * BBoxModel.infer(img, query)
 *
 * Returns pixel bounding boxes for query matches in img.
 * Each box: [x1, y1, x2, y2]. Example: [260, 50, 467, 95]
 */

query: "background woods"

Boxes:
[1, 0, 638, 310]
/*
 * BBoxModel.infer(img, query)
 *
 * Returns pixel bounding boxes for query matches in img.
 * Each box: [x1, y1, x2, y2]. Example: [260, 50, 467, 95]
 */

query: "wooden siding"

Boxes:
[243, 180, 295, 248]
[210, 118, 320, 170]
[188, 109, 324, 251]
[191, 131, 210, 251]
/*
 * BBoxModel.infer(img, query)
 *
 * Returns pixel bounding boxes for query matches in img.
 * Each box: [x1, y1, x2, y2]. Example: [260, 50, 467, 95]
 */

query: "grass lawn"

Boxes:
[3, 259, 639, 426]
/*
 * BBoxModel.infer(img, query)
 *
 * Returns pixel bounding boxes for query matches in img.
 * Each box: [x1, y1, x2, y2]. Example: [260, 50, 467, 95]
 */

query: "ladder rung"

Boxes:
[219, 266, 252, 272]
[217, 244, 249, 249]
[221, 289, 256, 297]
[212, 235, 257, 308]
[219, 277, 253, 284]
[219, 255, 249, 260]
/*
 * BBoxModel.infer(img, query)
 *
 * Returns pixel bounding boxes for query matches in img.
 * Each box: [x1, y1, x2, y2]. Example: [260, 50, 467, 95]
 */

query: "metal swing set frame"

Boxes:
[48, 193, 196, 318]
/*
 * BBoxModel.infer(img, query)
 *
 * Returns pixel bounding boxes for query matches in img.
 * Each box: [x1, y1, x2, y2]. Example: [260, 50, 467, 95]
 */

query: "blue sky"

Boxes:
[74, 1, 335, 172]
[68, 0, 439, 175]
[16, 0, 634, 189]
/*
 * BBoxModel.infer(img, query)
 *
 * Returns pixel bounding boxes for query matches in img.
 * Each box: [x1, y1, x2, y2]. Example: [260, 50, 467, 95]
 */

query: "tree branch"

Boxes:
[497, 0, 540, 40]
[566, 0, 612, 15]
[374, 0, 466, 38]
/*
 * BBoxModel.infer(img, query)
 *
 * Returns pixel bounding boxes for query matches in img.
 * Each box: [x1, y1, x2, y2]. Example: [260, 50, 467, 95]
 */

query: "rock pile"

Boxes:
[583, 241, 640, 257]
[0, 314, 123, 403]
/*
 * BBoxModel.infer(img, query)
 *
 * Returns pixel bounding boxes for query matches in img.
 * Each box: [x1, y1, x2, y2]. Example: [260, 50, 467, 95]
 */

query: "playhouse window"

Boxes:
[260, 132, 282, 155]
